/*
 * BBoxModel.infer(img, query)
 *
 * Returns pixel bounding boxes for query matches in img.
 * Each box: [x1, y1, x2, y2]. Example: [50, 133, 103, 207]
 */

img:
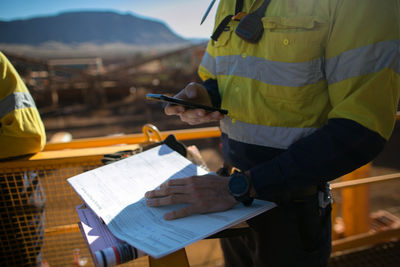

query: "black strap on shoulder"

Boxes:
[211, 15, 234, 41]
[254, 0, 271, 17]
[211, 0, 244, 41]
[235, 0, 244, 14]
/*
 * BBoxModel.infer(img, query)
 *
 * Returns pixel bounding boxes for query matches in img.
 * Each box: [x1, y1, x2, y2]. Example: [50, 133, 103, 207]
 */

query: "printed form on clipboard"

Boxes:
[68, 144, 276, 260]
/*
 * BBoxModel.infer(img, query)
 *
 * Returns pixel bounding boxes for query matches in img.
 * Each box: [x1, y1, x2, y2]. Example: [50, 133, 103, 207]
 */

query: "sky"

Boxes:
[0, 0, 218, 39]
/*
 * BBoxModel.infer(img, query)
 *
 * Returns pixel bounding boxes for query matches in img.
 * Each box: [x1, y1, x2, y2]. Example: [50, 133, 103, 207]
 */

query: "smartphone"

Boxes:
[146, 93, 228, 115]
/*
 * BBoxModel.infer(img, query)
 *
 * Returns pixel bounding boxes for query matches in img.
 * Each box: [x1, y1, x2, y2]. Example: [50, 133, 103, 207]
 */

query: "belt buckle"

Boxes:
[318, 183, 332, 208]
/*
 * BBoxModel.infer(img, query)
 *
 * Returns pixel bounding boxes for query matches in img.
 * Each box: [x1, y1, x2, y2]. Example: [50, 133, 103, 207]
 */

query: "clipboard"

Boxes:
[76, 134, 201, 267]
[70, 132, 275, 263]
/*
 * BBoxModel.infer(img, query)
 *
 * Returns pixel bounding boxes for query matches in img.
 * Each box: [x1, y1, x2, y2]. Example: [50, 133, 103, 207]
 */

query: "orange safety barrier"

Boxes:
[44, 125, 221, 151]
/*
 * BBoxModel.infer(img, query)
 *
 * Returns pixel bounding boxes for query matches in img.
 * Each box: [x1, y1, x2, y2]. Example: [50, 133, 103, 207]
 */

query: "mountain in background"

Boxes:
[0, 11, 189, 46]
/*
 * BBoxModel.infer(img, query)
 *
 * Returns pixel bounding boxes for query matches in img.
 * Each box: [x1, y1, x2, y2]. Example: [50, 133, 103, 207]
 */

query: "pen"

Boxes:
[200, 0, 217, 25]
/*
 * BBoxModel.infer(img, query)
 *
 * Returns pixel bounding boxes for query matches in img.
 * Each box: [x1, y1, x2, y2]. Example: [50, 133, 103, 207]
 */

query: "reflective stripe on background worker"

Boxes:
[0, 52, 46, 159]
[145, 0, 400, 266]
[0, 51, 46, 267]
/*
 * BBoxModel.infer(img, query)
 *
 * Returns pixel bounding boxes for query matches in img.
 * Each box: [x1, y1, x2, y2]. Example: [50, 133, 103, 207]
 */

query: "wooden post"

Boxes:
[47, 66, 59, 107]
[148, 249, 190, 267]
[341, 163, 371, 237]
[331, 201, 340, 240]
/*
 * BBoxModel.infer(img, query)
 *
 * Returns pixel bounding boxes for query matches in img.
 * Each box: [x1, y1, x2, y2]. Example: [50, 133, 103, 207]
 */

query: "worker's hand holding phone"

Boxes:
[147, 82, 227, 125]
[146, 94, 228, 114]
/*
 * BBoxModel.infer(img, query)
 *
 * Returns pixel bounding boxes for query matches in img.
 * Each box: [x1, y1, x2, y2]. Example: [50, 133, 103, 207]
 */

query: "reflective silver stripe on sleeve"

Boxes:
[201, 52, 325, 87]
[200, 52, 217, 77]
[396, 41, 400, 75]
[220, 117, 318, 149]
[0, 92, 37, 118]
[326, 39, 400, 85]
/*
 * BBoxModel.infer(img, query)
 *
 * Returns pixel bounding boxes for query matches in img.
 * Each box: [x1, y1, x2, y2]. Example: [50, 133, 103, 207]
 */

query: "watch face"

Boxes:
[229, 173, 249, 196]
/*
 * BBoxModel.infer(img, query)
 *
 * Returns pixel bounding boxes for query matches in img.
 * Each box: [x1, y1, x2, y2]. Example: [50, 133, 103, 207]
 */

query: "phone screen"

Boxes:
[146, 94, 228, 115]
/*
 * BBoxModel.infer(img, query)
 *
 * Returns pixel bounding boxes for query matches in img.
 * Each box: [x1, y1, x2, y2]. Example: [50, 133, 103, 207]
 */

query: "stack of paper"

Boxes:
[68, 144, 276, 264]
[76, 203, 145, 267]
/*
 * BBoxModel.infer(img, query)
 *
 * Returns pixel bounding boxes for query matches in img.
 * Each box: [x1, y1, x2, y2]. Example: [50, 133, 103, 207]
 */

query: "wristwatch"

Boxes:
[228, 171, 254, 206]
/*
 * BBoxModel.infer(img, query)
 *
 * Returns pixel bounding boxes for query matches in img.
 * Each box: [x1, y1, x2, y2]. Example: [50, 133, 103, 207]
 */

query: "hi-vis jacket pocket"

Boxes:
[261, 16, 329, 62]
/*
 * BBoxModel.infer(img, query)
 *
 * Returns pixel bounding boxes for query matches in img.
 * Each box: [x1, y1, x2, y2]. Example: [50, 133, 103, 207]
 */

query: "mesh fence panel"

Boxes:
[0, 159, 148, 267]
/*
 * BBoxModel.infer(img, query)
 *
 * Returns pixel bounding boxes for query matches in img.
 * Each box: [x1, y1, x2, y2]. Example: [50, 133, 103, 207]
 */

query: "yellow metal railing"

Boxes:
[331, 173, 400, 190]
[330, 173, 400, 252]
[44, 126, 221, 151]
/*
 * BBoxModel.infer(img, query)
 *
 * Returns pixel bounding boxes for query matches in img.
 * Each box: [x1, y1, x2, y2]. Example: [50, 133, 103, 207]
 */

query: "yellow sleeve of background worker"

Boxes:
[0, 52, 46, 159]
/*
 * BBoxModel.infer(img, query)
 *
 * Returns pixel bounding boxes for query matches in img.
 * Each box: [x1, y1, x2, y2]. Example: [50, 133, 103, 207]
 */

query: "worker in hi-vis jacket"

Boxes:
[0, 51, 46, 267]
[145, 0, 400, 266]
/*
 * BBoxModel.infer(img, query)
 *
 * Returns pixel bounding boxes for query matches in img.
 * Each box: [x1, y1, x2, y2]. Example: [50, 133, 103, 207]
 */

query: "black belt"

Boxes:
[287, 185, 319, 200]
[269, 185, 319, 205]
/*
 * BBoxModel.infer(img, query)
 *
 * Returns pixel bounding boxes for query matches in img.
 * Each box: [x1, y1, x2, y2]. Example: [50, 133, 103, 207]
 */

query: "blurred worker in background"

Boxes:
[145, 0, 400, 266]
[0, 51, 46, 266]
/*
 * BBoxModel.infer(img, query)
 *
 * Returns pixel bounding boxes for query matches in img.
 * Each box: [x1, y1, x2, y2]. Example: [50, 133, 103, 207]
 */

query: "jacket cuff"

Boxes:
[202, 78, 221, 108]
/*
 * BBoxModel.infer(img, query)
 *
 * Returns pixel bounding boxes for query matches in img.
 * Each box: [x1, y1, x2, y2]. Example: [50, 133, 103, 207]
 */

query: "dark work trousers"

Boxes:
[220, 194, 332, 267]
[0, 171, 45, 267]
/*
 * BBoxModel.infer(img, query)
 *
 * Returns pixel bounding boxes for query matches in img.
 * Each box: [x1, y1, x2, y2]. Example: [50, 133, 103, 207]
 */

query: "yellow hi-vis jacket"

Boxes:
[199, 0, 400, 149]
[0, 52, 46, 159]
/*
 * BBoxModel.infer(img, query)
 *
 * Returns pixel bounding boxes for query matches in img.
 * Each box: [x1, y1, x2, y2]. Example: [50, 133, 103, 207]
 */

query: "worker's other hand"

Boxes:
[144, 174, 237, 220]
[164, 82, 225, 125]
